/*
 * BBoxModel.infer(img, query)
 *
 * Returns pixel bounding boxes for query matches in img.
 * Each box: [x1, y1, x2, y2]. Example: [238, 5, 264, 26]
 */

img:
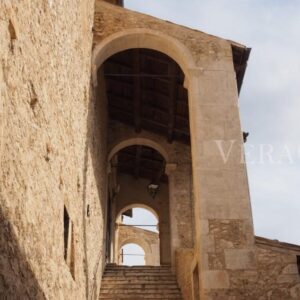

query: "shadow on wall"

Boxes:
[0, 206, 46, 299]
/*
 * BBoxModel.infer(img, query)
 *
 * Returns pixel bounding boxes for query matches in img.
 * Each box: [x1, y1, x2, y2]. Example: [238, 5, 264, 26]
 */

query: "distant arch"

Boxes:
[108, 138, 169, 164]
[120, 239, 150, 255]
[92, 28, 197, 87]
[119, 240, 150, 265]
[116, 204, 159, 223]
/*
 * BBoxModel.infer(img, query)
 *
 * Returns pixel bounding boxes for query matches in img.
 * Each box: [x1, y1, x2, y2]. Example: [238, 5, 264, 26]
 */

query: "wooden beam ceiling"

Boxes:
[104, 48, 190, 144]
[134, 145, 142, 179]
[133, 49, 141, 133]
[115, 145, 168, 183]
[167, 62, 177, 143]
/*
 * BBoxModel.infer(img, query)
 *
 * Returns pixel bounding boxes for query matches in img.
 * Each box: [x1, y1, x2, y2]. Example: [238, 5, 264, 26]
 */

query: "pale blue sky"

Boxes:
[123, 208, 158, 232]
[124, 0, 300, 246]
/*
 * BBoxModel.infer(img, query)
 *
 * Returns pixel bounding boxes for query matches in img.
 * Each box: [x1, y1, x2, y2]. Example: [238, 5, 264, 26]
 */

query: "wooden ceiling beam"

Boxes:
[105, 59, 133, 70]
[109, 97, 188, 123]
[134, 145, 142, 179]
[142, 119, 189, 136]
[142, 53, 172, 66]
[105, 70, 181, 84]
[167, 62, 178, 143]
[110, 106, 190, 136]
[116, 162, 162, 172]
[133, 49, 141, 133]
[107, 83, 169, 100]
[107, 84, 188, 104]
[119, 154, 163, 166]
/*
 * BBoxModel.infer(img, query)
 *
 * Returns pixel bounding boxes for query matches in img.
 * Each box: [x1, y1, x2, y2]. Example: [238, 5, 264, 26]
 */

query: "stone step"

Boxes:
[103, 274, 176, 277]
[102, 276, 176, 281]
[100, 295, 183, 300]
[99, 294, 183, 299]
[102, 277, 177, 282]
[101, 286, 180, 291]
[101, 290, 181, 294]
[102, 278, 177, 286]
[103, 274, 174, 278]
[104, 268, 172, 272]
[105, 266, 171, 268]
[101, 283, 179, 289]
[105, 265, 171, 269]
[104, 269, 173, 274]
[100, 265, 183, 300]
[104, 271, 173, 275]
[104, 271, 175, 277]
[100, 294, 182, 300]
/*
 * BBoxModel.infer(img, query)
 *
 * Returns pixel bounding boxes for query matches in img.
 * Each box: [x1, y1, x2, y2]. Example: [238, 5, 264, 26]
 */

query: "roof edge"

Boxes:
[255, 236, 300, 253]
[231, 44, 251, 94]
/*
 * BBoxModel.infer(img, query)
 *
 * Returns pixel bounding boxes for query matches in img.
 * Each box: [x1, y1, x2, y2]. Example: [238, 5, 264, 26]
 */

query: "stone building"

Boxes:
[0, 0, 300, 299]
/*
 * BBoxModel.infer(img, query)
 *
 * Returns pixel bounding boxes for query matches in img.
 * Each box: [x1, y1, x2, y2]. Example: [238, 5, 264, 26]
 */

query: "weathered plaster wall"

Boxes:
[0, 1, 107, 299]
[116, 225, 160, 266]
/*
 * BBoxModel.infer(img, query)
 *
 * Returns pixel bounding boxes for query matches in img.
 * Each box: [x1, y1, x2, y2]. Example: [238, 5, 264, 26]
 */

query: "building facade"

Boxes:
[0, 0, 300, 299]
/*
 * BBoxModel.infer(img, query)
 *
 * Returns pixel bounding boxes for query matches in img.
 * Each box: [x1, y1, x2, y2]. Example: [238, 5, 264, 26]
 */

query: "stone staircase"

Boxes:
[99, 264, 183, 299]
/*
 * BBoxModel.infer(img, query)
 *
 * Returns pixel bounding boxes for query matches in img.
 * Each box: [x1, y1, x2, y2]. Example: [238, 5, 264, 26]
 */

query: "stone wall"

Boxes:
[174, 237, 300, 300]
[253, 237, 300, 300]
[0, 1, 108, 298]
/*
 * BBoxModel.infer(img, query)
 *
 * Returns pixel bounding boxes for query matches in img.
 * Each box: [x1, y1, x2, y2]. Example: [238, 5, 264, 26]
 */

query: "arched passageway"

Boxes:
[116, 207, 160, 266]
[96, 40, 197, 298]
[91, 10, 255, 300]
[92, 28, 197, 87]
[98, 45, 195, 271]
[107, 144, 172, 265]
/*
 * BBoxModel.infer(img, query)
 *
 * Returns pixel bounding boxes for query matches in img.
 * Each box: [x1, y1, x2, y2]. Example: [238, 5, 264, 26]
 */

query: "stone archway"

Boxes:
[95, 30, 198, 290]
[107, 142, 172, 266]
[93, 13, 256, 298]
[108, 137, 170, 165]
[116, 204, 159, 223]
[92, 28, 197, 88]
